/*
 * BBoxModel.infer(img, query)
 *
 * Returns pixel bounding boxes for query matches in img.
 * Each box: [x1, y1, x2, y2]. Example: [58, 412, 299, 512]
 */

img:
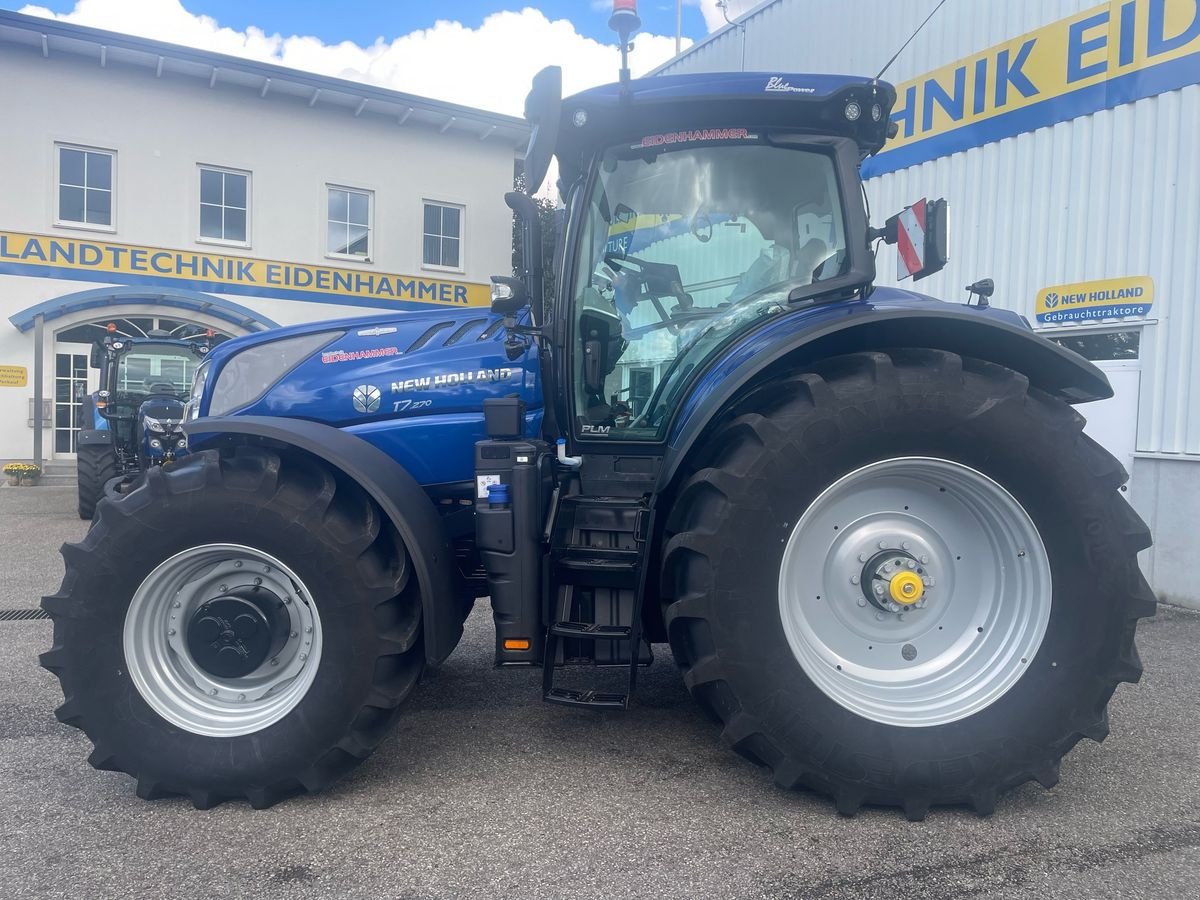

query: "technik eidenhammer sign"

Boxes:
[0, 229, 492, 312]
[861, 0, 1200, 178]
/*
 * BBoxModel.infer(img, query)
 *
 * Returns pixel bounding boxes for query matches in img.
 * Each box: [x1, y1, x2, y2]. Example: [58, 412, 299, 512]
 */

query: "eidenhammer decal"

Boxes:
[322, 347, 400, 364]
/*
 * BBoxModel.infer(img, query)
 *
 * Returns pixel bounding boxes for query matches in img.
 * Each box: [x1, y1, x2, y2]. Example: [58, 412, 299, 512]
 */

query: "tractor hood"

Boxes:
[195, 307, 541, 427]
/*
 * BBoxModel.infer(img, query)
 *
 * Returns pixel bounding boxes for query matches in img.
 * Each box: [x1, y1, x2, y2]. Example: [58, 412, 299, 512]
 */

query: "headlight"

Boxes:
[144, 416, 167, 434]
[186, 360, 211, 421]
[208, 331, 342, 418]
[149, 438, 162, 450]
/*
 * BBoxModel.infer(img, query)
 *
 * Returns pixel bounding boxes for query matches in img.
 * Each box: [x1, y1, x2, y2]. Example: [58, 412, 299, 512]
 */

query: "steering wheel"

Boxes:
[146, 382, 177, 396]
[689, 210, 713, 243]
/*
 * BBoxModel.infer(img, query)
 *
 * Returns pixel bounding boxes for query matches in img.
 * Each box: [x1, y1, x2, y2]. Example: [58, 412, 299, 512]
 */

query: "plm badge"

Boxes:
[352, 384, 381, 414]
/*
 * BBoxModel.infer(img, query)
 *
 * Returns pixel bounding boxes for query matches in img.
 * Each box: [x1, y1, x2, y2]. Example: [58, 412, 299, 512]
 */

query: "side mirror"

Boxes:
[522, 66, 562, 196]
[89, 342, 103, 369]
[490, 276, 529, 316]
[877, 197, 949, 282]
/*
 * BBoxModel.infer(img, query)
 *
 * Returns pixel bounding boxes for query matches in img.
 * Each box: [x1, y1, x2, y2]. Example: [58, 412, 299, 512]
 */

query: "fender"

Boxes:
[185, 415, 462, 666]
[659, 303, 1112, 492]
[77, 429, 113, 447]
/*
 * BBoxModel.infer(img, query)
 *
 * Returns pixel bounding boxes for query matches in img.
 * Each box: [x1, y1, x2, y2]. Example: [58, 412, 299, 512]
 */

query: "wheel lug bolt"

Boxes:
[237, 693, 246, 701]
[254, 577, 263, 586]
[858, 553, 868, 563]
[219, 584, 228, 593]
[172, 601, 181, 609]
[856, 598, 866, 607]
[875, 612, 886, 621]
[284, 596, 292, 604]
[299, 653, 308, 662]
[290, 631, 298, 639]
[902, 541, 911, 550]
[270, 658, 279, 666]
[920, 555, 929, 564]
[850, 575, 860, 585]
[304, 625, 313, 634]
[167, 628, 176, 636]
[234, 561, 243, 568]
[209, 688, 218, 696]
[907, 560, 916, 569]
[874, 584, 885, 595]
[264, 566, 272, 573]
[878, 541, 887, 549]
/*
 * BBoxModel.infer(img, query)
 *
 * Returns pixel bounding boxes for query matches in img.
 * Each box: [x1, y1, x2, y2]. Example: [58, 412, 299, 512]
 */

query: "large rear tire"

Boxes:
[42, 446, 424, 808]
[76, 441, 118, 520]
[663, 349, 1155, 819]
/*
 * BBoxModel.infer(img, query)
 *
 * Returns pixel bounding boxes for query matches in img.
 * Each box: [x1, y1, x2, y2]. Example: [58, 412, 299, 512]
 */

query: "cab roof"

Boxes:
[555, 71, 896, 185]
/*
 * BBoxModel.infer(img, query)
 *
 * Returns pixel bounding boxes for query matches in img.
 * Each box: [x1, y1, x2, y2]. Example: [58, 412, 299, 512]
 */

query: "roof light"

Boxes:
[844, 100, 862, 122]
[871, 103, 883, 122]
[610, 0, 641, 32]
[573, 108, 588, 128]
[106, 322, 117, 332]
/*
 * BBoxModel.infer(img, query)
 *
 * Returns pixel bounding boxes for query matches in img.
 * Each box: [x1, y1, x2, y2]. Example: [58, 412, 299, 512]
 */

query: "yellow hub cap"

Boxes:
[888, 570, 925, 606]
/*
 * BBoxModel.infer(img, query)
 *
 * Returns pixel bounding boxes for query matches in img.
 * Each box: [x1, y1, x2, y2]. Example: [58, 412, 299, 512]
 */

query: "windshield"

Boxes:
[115, 342, 205, 396]
[571, 139, 849, 441]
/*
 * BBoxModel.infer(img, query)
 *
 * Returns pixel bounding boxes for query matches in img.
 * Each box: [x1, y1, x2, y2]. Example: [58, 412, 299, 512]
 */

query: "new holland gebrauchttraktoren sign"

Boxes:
[1035, 275, 1154, 324]
[0, 230, 491, 312]
[862, 0, 1200, 177]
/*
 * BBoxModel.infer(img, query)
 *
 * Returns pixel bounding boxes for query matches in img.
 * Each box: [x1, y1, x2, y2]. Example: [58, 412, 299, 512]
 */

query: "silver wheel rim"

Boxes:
[123, 543, 323, 737]
[778, 457, 1051, 728]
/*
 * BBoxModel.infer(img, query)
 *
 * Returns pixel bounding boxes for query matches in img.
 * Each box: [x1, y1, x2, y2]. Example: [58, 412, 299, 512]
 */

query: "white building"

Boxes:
[0, 11, 526, 466]
[657, 0, 1200, 607]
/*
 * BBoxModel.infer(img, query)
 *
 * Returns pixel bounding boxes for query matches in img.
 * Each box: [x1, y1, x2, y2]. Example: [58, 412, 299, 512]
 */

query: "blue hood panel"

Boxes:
[201, 308, 542, 486]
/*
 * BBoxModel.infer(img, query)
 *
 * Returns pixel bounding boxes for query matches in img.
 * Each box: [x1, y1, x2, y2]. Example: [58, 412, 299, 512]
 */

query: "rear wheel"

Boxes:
[663, 349, 1155, 818]
[76, 441, 118, 519]
[42, 446, 424, 808]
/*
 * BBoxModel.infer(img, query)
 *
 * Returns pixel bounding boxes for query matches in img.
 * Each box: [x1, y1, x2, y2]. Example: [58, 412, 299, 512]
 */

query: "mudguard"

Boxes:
[185, 415, 462, 665]
[77, 429, 113, 447]
[659, 303, 1112, 492]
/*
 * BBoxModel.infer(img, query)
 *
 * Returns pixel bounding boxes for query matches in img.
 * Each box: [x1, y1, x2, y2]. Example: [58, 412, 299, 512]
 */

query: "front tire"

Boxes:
[77, 441, 118, 519]
[42, 446, 424, 808]
[663, 350, 1155, 818]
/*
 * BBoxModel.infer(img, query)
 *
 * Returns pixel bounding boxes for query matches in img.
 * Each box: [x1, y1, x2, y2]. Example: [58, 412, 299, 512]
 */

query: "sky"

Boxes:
[3, 0, 759, 117]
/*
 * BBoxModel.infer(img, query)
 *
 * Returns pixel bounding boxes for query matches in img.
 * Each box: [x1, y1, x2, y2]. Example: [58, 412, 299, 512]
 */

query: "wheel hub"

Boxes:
[860, 550, 931, 612]
[186, 589, 288, 678]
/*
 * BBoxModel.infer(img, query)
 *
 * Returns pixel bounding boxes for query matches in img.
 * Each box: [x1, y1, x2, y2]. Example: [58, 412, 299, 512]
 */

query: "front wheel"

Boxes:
[76, 441, 118, 519]
[663, 349, 1155, 818]
[42, 446, 424, 808]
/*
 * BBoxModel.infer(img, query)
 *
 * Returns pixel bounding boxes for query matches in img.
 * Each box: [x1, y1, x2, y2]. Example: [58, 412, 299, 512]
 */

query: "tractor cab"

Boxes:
[76, 329, 211, 517]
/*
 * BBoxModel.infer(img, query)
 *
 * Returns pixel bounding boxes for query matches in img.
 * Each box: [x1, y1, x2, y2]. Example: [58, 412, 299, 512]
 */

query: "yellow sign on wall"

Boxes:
[0, 230, 491, 311]
[865, 0, 1200, 176]
[0, 365, 28, 387]
[1036, 275, 1154, 324]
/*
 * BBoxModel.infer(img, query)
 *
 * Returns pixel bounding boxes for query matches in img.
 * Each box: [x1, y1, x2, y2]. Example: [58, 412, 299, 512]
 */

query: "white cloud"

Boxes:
[18, 0, 692, 117]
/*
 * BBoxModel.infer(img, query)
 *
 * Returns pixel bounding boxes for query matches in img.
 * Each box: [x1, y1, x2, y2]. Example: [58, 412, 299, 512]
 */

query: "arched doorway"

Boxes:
[9, 287, 279, 463]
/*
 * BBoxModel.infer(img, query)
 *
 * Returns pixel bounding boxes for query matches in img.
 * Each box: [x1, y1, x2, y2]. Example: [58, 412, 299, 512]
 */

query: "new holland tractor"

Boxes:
[42, 6, 1154, 819]
[76, 329, 212, 518]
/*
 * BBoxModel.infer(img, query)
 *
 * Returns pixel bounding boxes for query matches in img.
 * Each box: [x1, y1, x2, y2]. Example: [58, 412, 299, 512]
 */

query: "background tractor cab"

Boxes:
[75, 326, 211, 517]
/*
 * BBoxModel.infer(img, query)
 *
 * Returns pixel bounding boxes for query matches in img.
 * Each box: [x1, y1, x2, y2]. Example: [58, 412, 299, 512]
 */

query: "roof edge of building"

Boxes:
[0, 9, 528, 136]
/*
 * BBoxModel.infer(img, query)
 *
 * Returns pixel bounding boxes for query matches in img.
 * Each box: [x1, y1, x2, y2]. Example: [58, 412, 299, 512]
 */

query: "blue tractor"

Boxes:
[42, 9, 1153, 818]
[76, 330, 212, 518]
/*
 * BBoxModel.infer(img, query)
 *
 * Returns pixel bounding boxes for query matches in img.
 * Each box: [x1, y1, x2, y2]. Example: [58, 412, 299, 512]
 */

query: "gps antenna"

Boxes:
[875, 0, 948, 80]
[610, 0, 641, 92]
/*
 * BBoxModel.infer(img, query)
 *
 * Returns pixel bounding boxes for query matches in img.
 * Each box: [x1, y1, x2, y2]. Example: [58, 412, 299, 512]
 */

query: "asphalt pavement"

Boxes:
[1, 484, 1198, 899]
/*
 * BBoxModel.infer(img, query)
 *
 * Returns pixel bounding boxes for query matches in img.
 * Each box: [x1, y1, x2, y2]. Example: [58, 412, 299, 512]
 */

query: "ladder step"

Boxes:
[544, 687, 628, 710]
[555, 556, 640, 588]
[550, 621, 632, 639]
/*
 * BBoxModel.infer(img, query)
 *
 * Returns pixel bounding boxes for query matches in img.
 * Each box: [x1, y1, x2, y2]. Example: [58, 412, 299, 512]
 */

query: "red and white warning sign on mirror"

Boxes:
[896, 198, 927, 281]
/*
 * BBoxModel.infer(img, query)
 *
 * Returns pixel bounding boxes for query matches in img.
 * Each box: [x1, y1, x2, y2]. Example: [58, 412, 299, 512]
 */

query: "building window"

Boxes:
[422, 201, 462, 269]
[57, 145, 113, 228]
[199, 166, 249, 244]
[327, 186, 372, 259]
